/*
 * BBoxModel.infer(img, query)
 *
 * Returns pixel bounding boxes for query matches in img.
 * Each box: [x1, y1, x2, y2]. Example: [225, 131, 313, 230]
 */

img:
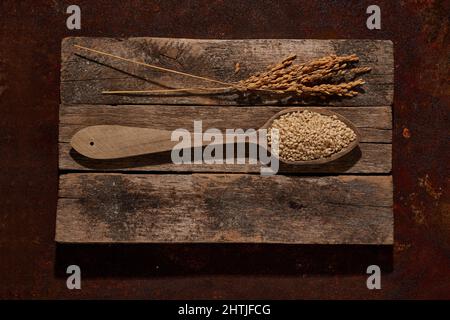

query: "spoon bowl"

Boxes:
[260, 107, 361, 165]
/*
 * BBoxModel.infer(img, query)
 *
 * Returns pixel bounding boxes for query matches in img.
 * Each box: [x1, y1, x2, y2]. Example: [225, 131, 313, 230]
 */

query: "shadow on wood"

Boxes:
[68, 145, 362, 172]
[55, 243, 393, 277]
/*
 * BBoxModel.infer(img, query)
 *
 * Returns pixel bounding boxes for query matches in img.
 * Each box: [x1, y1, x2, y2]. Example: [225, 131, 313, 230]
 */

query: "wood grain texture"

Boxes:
[70, 125, 178, 159]
[59, 105, 392, 173]
[59, 141, 391, 173]
[61, 37, 393, 106]
[60, 105, 392, 143]
[57, 37, 394, 245]
[56, 173, 393, 244]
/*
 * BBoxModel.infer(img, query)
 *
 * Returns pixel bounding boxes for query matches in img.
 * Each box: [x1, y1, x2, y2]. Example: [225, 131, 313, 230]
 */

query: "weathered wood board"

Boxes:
[61, 37, 393, 106]
[56, 174, 393, 244]
[59, 105, 392, 173]
[57, 37, 393, 244]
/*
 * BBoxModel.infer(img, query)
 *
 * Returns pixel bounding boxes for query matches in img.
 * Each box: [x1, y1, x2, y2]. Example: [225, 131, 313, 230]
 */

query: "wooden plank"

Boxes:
[59, 104, 391, 173]
[59, 105, 392, 143]
[59, 142, 391, 174]
[56, 173, 393, 244]
[61, 38, 393, 106]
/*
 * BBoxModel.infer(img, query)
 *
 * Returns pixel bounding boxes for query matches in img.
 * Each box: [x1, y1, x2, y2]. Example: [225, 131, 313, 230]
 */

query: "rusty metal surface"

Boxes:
[0, 0, 448, 299]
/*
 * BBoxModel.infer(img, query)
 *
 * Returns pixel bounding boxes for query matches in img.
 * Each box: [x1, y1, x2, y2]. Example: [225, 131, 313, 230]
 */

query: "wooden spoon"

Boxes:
[70, 107, 360, 164]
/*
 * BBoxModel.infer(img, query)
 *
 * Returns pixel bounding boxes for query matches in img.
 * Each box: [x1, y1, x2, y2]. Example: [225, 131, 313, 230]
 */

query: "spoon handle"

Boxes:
[71, 125, 263, 159]
[71, 125, 189, 159]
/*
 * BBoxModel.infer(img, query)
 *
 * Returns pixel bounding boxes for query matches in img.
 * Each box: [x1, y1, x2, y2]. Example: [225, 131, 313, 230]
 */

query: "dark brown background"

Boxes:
[0, 0, 448, 299]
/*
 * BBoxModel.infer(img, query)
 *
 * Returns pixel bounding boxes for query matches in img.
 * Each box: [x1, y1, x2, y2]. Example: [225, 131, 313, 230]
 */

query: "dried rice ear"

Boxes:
[238, 54, 371, 99]
[76, 44, 371, 98]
